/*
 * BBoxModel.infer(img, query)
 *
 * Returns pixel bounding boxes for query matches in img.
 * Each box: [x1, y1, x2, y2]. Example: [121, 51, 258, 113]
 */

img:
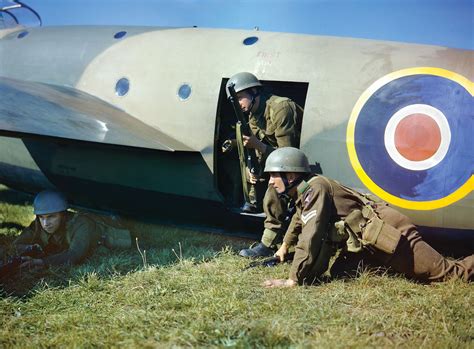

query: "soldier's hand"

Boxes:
[274, 242, 289, 262]
[221, 139, 236, 153]
[20, 256, 45, 269]
[263, 279, 297, 288]
[242, 135, 267, 154]
[246, 167, 258, 184]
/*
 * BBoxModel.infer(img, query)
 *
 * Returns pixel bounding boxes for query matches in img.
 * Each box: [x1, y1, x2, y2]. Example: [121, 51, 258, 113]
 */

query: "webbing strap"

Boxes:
[312, 175, 334, 197]
[236, 122, 250, 204]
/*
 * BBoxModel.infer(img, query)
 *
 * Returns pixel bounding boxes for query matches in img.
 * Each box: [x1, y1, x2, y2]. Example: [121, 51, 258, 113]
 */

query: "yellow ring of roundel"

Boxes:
[346, 67, 473, 210]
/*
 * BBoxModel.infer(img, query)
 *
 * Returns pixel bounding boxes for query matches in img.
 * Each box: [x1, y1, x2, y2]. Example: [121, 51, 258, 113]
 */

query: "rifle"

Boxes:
[242, 252, 295, 271]
[0, 244, 44, 279]
[242, 256, 281, 271]
[0, 256, 24, 279]
[227, 83, 260, 176]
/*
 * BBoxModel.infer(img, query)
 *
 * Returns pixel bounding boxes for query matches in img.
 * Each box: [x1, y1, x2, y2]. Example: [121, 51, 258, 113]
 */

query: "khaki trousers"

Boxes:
[261, 185, 291, 248]
[332, 204, 473, 282]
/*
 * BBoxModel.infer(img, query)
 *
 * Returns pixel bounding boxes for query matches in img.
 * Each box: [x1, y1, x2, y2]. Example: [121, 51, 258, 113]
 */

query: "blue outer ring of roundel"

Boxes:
[347, 67, 473, 210]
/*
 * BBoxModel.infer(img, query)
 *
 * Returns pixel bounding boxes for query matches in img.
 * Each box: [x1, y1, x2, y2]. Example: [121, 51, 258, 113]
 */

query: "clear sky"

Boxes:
[6, 0, 474, 49]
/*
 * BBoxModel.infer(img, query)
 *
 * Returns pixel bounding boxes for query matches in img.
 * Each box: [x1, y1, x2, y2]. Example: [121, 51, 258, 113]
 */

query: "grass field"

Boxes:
[0, 185, 472, 348]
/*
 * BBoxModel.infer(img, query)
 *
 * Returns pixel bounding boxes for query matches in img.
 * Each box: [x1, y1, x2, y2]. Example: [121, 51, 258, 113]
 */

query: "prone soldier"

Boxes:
[261, 147, 473, 287]
[5, 190, 131, 273]
[226, 72, 303, 257]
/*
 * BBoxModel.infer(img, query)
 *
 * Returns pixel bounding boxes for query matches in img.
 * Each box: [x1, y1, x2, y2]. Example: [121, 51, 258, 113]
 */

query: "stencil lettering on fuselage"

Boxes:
[347, 67, 473, 210]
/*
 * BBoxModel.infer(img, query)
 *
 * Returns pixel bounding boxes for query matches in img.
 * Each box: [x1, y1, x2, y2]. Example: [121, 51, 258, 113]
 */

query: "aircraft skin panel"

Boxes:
[397, 193, 474, 231]
[0, 135, 222, 202]
[0, 76, 192, 151]
[1, 26, 471, 169]
[0, 137, 54, 191]
[0, 25, 472, 234]
[0, 27, 18, 39]
[74, 28, 471, 174]
[0, 26, 161, 86]
[0, 161, 53, 193]
[21, 138, 221, 201]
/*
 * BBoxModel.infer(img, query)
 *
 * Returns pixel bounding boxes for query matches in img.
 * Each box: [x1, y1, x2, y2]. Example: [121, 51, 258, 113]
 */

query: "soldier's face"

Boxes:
[269, 173, 286, 193]
[269, 172, 300, 194]
[236, 90, 253, 112]
[38, 212, 64, 235]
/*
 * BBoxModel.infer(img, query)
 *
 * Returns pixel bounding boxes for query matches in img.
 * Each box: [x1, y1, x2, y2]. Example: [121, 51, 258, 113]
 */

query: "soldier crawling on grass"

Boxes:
[1, 190, 131, 276]
[260, 147, 473, 287]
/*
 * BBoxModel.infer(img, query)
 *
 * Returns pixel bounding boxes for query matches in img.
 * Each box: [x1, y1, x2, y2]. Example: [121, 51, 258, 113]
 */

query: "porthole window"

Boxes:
[178, 84, 192, 100]
[243, 36, 258, 46]
[17, 31, 29, 39]
[115, 78, 130, 96]
[114, 31, 127, 39]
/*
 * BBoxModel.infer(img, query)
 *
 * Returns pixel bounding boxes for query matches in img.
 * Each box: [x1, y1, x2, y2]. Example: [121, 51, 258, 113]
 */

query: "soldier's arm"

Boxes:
[274, 101, 297, 145]
[43, 216, 96, 266]
[289, 184, 333, 284]
[13, 221, 39, 255]
[283, 208, 302, 247]
[261, 101, 297, 158]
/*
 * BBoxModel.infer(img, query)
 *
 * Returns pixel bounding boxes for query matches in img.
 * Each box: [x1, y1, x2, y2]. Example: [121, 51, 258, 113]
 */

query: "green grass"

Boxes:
[0, 185, 472, 348]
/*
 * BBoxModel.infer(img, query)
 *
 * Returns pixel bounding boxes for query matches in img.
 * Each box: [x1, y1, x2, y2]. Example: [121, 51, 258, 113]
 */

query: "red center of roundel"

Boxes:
[394, 114, 441, 161]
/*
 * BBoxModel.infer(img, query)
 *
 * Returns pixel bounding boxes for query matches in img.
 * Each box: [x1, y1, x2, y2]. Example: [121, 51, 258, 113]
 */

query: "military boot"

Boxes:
[239, 243, 275, 258]
[240, 202, 258, 213]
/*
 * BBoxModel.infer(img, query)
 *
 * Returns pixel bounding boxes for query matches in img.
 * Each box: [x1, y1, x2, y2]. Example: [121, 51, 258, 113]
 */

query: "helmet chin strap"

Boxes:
[278, 173, 305, 198]
[247, 89, 260, 114]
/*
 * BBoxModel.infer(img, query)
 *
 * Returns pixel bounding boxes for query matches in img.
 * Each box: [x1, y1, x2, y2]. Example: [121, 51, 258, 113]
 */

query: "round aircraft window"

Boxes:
[178, 84, 192, 100]
[243, 36, 258, 46]
[114, 31, 127, 39]
[17, 31, 29, 39]
[115, 78, 130, 97]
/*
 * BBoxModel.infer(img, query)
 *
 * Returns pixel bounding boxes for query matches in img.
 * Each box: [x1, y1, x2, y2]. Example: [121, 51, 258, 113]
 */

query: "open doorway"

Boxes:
[214, 78, 309, 209]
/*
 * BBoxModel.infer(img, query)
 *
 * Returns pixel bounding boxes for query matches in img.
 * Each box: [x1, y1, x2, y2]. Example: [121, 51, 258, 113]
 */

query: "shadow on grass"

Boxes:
[0, 222, 25, 231]
[1, 228, 249, 299]
[0, 187, 253, 298]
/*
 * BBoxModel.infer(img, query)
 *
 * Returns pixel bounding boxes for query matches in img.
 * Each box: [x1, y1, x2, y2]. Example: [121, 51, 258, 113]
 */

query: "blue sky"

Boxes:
[8, 0, 474, 49]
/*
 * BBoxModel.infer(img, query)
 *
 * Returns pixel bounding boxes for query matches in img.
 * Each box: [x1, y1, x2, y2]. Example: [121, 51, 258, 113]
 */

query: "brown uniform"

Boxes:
[14, 212, 100, 266]
[247, 93, 301, 247]
[284, 174, 474, 284]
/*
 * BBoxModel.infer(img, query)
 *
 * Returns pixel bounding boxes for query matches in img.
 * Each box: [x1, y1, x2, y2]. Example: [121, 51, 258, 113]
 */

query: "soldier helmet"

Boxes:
[264, 147, 311, 173]
[33, 190, 68, 215]
[226, 72, 262, 98]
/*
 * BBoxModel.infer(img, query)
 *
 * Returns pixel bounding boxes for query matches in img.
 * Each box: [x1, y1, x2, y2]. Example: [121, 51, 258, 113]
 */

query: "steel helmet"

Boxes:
[33, 190, 68, 215]
[226, 72, 262, 98]
[264, 147, 311, 173]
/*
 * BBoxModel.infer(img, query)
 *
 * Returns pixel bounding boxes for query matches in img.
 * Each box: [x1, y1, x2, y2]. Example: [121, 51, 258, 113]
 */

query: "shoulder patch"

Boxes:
[301, 210, 317, 225]
[303, 189, 314, 209]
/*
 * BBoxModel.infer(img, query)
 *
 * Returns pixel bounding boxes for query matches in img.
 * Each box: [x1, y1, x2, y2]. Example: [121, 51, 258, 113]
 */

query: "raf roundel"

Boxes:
[347, 67, 473, 210]
[384, 104, 451, 171]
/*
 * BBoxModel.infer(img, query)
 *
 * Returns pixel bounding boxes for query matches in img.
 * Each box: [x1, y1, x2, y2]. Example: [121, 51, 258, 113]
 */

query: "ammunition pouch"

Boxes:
[333, 205, 401, 254]
[329, 220, 349, 243]
[85, 213, 132, 250]
[100, 227, 132, 250]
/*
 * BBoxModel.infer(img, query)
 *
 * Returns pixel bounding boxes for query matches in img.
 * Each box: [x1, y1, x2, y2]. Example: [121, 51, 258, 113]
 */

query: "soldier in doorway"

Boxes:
[226, 72, 303, 258]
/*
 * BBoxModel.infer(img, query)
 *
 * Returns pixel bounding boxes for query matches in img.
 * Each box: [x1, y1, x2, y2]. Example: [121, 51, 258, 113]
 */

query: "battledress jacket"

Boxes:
[14, 212, 100, 266]
[283, 175, 364, 283]
[248, 93, 300, 159]
[248, 93, 302, 238]
[285, 174, 474, 283]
